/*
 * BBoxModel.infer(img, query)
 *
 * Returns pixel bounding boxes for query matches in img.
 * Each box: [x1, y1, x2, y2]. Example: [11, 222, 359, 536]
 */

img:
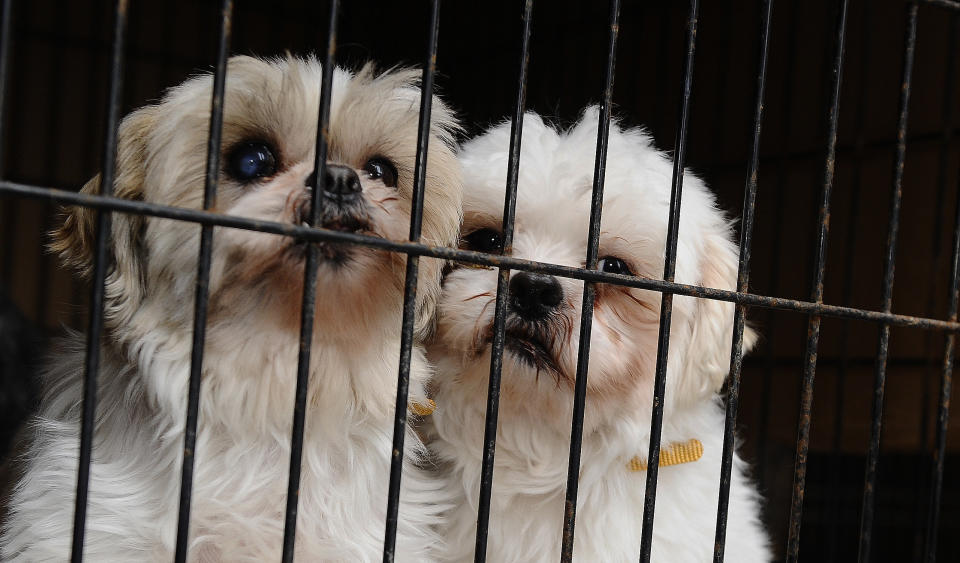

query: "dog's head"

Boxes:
[435, 109, 755, 427]
[50, 56, 462, 425]
[53, 55, 462, 342]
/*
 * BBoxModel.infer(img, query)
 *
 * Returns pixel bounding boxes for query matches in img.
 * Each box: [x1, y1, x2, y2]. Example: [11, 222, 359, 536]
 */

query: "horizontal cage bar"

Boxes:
[2, 180, 960, 333]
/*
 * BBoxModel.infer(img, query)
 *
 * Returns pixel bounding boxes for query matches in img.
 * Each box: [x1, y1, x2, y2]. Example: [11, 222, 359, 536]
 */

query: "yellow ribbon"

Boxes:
[409, 398, 436, 416]
[627, 438, 703, 472]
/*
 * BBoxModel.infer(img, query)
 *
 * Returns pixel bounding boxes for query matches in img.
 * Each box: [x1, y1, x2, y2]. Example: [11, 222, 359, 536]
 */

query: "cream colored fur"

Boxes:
[2, 55, 462, 562]
[428, 110, 770, 562]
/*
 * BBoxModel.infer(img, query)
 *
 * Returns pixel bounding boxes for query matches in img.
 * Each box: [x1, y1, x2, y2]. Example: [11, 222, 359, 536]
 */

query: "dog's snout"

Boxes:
[509, 272, 563, 320]
[324, 165, 362, 197]
[304, 165, 363, 199]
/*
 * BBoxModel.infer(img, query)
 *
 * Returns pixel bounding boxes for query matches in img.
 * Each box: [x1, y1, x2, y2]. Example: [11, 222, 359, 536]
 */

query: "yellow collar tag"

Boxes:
[627, 438, 703, 472]
[409, 398, 436, 416]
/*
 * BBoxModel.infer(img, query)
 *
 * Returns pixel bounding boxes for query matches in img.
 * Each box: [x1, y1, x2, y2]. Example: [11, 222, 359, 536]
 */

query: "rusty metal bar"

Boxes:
[924, 11, 960, 557]
[173, 2, 233, 561]
[785, 0, 849, 560]
[474, 1, 534, 561]
[560, 0, 621, 559]
[70, 0, 129, 561]
[382, 1, 441, 560]
[923, 0, 960, 11]
[5, 180, 960, 334]
[281, 1, 339, 560]
[826, 2, 874, 558]
[0, 0, 11, 179]
[639, 1, 699, 560]
[920, 9, 960, 562]
[757, 0, 802, 488]
[857, 4, 917, 561]
[713, 0, 773, 560]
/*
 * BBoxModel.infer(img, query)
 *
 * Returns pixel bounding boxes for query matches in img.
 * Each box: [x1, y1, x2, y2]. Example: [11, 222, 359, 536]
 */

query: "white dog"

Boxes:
[427, 110, 770, 562]
[1, 55, 462, 562]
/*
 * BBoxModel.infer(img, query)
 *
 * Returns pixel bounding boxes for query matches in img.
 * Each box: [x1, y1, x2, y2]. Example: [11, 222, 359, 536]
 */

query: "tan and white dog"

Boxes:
[428, 110, 770, 562]
[1, 55, 462, 562]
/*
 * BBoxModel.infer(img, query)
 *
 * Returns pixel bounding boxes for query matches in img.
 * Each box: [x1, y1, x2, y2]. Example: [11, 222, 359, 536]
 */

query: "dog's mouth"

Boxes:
[293, 197, 374, 263]
[485, 323, 564, 379]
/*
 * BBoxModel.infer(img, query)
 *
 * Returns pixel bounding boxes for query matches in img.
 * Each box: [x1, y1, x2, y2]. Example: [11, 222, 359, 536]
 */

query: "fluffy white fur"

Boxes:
[428, 110, 771, 562]
[1, 55, 462, 562]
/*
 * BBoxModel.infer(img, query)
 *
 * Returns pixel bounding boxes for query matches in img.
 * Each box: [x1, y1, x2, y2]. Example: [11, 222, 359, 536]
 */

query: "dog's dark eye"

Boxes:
[227, 142, 277, 182]
[363, 157, 398, 187]
[600, 256, 632, 276]
[463, 228, 505, 254]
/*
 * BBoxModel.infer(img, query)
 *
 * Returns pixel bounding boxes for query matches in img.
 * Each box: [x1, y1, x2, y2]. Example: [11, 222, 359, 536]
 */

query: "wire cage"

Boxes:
[0, 0, 958, 561]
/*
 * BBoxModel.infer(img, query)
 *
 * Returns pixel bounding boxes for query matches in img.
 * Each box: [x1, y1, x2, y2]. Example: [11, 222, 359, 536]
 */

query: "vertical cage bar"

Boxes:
[281, 1, 339, 560]
[0, 0, 12, 286]
[173, 2, 233, 561]
[473, 1, 534, 561]
[382, 1, 441, 560]
[857, 4, 917, 561]
[559, 1, 620, 560]
[70, 0, 129, 561]
[925, 74, 960, 563]
[712, 0, 773, 560]
[638, 1, 699, 560]
[921, 11, 959, 563]
[785, 1, 849, 561]
[0, 0, 11, 179]
[826, 4, 874, 559]
[757, 0, 802, 486]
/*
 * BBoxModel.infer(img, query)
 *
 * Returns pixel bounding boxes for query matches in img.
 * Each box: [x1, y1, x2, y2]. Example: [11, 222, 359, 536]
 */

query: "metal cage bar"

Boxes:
[638, 1, 699, 560]
[916, 7, 959, 560]
[559, 1, 621, 559]
[826, 2, 873, 557]
[857, 3, 918, 561]
[925, 46, 960, 563]
[0, 0, 12, 178]
[473, 1, 534, 561]
[173, 2, 233, 561]
[756, 0, 802, 488]
[0, 0, 12, 288]
[786, 1, 849, 560]
[5, 178, 960, 334]
[70, 1, 129, 560]
[924, 0, 960, 11]
[281, 1, 339, 560]
[0, 2, 959, 561]
[382, 1, 441, 560]
[713, 1, 773, 560]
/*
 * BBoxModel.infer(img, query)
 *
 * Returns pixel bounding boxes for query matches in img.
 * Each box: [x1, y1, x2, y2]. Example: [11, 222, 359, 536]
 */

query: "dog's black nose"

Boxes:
[509, 272, 563, 320]
[305, 165, 363, 197]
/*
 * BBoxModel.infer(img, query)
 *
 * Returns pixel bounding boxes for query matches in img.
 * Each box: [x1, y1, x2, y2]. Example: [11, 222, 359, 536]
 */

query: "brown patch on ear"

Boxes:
[50, 106, 158, 279]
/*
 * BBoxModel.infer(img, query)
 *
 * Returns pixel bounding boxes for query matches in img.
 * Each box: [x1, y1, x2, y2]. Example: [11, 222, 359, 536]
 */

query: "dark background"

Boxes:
[1, 0, 959, 560]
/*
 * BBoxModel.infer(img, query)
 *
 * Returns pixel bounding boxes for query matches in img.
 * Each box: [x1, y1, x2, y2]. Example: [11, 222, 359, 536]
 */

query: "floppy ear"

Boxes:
[413, 112, 463, 342]
[679, 230, 758, 400]
[414, 189, 462, 342]
[50, 106, 158, 325]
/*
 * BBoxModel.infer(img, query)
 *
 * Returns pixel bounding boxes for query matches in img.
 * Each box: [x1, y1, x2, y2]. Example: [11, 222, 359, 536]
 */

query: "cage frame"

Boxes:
[0, 0, 958, 562]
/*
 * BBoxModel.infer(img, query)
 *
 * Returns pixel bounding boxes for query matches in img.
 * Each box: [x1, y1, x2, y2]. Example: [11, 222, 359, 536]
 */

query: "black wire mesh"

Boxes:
[281, 2, 338, 560]
[713, 1, 773, 561]
[173, 2, 232, 560]
[382, 1, 441, 559]
[70, 1, 127, 560]
[473, 1, 534, 559]
[0, 1, 959, 562]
